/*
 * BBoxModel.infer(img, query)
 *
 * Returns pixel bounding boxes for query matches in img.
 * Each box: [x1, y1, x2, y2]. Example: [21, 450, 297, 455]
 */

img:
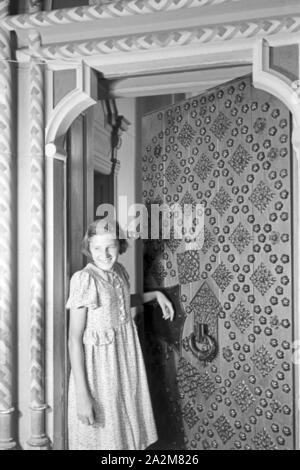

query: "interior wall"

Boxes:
[116, 95, 186, 300]
[141, 95, 186, 116]
[116, 98, 139, 294]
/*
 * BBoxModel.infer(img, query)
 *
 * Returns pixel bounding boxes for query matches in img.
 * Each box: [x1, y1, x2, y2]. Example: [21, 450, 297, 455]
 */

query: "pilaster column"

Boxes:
[26, 31, 51, 450]
[0, 0, 17, 451]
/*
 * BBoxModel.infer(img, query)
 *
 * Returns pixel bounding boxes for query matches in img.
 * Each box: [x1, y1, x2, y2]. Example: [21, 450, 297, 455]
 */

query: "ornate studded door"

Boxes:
[142, 76, 295, 450]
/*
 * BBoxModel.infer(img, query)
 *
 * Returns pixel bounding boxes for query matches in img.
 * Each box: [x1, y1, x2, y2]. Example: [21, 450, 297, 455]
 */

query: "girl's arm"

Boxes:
[130, 291, 175, 321]
[68, 307, 95, 426]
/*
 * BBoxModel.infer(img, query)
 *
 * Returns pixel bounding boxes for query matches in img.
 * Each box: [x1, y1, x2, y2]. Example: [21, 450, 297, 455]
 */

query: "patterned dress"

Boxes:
[66, 261, 158, 450]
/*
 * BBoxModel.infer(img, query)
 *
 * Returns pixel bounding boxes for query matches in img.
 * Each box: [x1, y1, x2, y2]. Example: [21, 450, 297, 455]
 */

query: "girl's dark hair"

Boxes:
[81, 217, 128, 261]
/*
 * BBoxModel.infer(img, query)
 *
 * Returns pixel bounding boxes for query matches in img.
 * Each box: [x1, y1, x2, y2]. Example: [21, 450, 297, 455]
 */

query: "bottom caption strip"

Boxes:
[99, 453, 200, 465]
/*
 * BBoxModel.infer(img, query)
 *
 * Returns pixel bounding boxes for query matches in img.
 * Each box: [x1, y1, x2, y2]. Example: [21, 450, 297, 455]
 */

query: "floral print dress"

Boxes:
[66, 261, 158, 450]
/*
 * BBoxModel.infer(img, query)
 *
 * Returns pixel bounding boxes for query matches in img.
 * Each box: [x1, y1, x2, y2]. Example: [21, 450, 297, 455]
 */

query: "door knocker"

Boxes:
[189, 323, 218, 363]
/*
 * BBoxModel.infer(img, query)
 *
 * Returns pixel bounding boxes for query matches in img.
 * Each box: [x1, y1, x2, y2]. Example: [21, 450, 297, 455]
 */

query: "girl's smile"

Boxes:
[89, 233, 119, 271]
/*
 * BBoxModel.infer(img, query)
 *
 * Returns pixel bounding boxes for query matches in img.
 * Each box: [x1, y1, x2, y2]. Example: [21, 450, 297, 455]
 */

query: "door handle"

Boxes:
[188, 323, 218, 363]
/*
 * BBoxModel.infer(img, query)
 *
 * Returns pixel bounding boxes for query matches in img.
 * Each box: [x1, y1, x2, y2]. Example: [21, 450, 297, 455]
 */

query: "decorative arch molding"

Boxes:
[2, 0, 245, 30]
[42, 57, 103, 145]
[45, 81, 97, 143]
[4, 0, 300, 149]
[10, 17, 300, 61]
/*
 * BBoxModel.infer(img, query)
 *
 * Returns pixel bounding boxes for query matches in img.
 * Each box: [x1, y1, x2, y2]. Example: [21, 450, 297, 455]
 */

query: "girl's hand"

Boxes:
[77, 392, 95, 426]
[156, 292, 175, 321]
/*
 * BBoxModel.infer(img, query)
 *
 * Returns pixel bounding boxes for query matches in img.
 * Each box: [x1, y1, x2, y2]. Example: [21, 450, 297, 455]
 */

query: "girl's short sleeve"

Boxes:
[66, 270, 100, 310]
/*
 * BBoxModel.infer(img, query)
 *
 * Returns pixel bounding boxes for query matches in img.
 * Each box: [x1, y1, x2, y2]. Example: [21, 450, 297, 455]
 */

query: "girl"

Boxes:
[66, 218, 174, 450]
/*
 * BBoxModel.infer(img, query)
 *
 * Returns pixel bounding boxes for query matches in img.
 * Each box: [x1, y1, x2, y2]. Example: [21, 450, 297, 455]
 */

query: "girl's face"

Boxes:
[89, 233, 119, 271]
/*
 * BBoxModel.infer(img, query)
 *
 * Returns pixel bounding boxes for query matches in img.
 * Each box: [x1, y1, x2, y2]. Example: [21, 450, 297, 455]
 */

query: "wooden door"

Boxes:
[67, 105, 115, 276]
[52, 99, 117, 449]
[67, 110, 93, 276]
[142, 76, 295, 450]
[94, 171, 112, 216]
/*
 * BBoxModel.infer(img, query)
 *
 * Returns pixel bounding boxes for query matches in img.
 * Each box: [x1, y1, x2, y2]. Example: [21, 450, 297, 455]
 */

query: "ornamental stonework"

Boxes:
[230, 302, 254, 333]
[210, 112, 231, 140]
[178, 123, 195, 149]
[177, 250, 201, 285]
[165, 160, 181, 185]
[250, 263, 276, 296]
[213, 415, 235, 445]
[249, 181, 275, 213]
[231, 380, 255, 412]
[229, 222, 252, 254]
[211, 187, 233, 216]
[212, 262, 234, 292]
[252, 429, 277, 450]
[229, 144, 252, 175]
[251, 346, 277, 378]
[194, 153, 214, 182]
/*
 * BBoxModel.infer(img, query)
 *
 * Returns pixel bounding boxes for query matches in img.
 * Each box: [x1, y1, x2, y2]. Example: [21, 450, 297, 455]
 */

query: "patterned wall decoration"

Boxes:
[0, 0, 260, 30]
[18, 18, 300, 60]
[27, 32, 51, 449]
[142, 76, 295, 450]
[29, 57, 46, 407]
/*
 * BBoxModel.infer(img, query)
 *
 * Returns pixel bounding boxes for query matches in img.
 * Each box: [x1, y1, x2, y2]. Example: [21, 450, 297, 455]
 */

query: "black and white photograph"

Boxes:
[0, 0, 300, 452]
